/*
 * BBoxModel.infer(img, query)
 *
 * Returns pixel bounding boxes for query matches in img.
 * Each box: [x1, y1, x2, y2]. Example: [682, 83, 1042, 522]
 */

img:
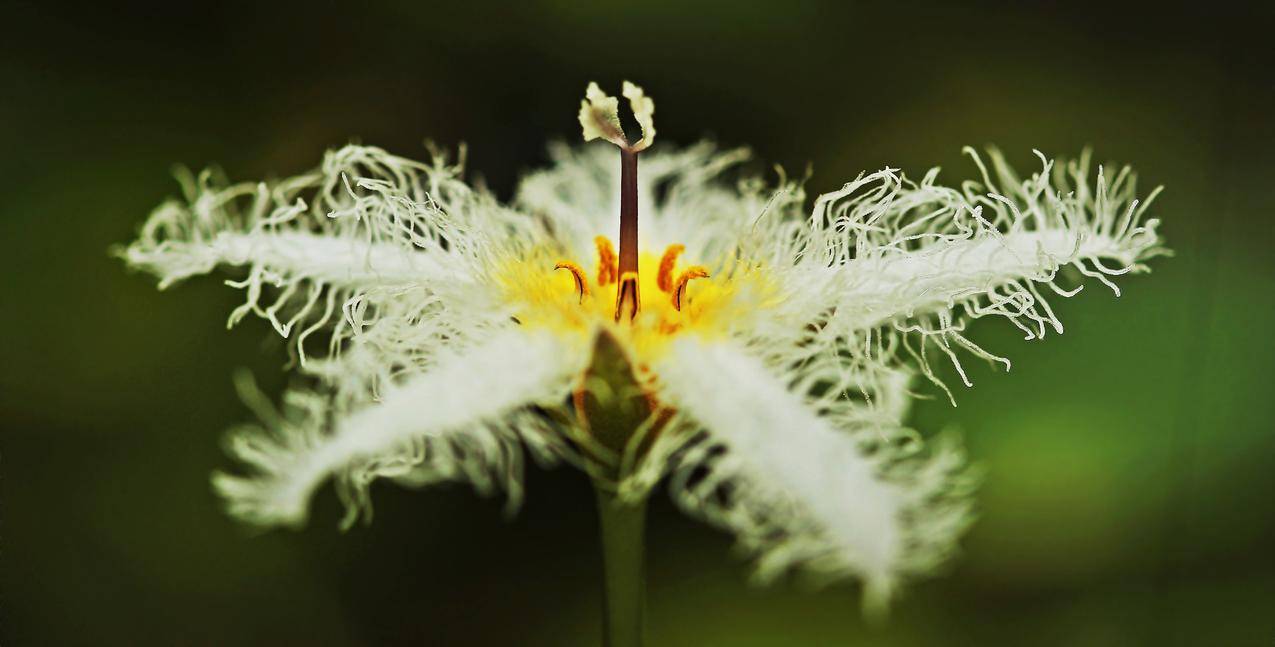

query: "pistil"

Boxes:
[615, 148, 640, 321]
[577, 81, 657, 323]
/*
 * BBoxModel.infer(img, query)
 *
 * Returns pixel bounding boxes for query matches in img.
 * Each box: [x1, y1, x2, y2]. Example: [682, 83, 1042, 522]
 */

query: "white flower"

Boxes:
[123, 82, 1167, 607]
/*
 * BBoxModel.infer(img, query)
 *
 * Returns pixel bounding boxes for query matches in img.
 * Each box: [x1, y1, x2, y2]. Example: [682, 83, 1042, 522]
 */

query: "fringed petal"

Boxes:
[653, 337, 976, 611]
[212, 328, 585, 528]
[771, 149, 1167, 398]
[122, 145, 526, 369]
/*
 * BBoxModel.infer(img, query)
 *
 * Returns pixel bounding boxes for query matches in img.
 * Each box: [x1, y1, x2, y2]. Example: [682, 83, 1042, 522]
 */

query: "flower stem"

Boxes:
[594, 485, 647, 647]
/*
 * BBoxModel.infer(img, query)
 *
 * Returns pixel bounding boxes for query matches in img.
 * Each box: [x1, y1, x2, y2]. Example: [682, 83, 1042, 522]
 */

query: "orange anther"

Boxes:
[671, 266, 709, 311]
[656, 244, 685, 292]
[594, 236, 618, 286]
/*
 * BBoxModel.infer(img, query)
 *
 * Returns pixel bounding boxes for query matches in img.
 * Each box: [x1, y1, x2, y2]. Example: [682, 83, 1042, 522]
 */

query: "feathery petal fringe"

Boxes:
[763, 148, 1166, 402]
[213, 329, 585, 527]
[122, 145, 541, 372]
[654, 337, 976, 610]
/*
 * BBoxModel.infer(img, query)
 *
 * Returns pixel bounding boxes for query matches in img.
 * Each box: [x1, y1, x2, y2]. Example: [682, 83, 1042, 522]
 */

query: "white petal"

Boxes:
[123, 145, 517, 367]
[213, 327, 586, 527]
[653, 336, 973, 604]
[125, 230, 463, 290]
[827, 228, 1129, 332]
[772, 150, 1167, 392]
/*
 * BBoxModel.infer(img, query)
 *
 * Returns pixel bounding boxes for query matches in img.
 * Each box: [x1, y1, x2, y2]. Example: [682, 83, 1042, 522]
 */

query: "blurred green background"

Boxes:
[2, 1, 1273, 644]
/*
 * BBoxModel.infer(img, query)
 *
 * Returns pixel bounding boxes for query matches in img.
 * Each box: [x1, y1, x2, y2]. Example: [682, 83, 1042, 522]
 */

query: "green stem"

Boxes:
[594, 486, 647, 647]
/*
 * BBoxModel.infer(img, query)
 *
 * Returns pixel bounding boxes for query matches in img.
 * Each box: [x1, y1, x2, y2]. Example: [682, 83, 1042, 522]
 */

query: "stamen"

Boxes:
[554, 262, 589, 304]
[615, 271, 640, 322]
[656, 244, 685, 292]
[595, 236, 618, 286]
[671, 266, 709, 311]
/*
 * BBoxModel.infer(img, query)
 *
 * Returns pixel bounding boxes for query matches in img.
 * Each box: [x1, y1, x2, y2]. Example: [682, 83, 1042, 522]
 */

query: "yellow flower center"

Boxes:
[496, 237, 772, 362]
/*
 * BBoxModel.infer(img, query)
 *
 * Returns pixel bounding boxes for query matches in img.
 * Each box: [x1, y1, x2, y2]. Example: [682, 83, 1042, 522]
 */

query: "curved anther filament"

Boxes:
[554, 262, 589, 304]
[671, 266, 709, 311]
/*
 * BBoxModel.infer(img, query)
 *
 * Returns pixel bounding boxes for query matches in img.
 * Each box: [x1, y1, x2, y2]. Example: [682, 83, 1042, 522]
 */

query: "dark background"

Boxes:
[3, 1, 1273, 644]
